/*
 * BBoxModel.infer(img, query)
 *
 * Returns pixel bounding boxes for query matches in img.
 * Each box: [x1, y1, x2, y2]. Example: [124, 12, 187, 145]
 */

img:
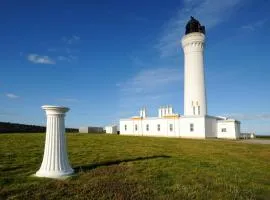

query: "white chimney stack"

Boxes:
[158, 107, 162, 118]
[144, 107, 147, 118]
[163, 106, 167, 116]
[139, 108, 143, 118]
[169, 105, 173, 115]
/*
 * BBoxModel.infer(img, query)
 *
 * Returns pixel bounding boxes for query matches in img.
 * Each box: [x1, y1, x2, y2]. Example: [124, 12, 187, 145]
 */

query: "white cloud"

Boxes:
[241, 19, 268, 31]
[27, 54, 55, 64]
[116, 66, 182, 117]
[224, 113, 270, 120]
[62, 35, 80, 45]
[118, 67, 182, 95]
[57, 55, 77, 62]
[44, 36, 80, 62]
[157, 0, 246, 57]
[57, 56, 71, 62]
[6, 93, 19, 99]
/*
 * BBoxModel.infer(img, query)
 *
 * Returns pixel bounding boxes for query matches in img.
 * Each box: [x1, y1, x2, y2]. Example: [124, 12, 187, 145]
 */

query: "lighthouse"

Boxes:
[119, 16, 241, 139]
[181, 16, 207, 116]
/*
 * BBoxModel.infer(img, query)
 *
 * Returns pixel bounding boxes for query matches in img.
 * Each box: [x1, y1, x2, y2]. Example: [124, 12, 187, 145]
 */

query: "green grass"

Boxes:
[1, 133, 270, 200]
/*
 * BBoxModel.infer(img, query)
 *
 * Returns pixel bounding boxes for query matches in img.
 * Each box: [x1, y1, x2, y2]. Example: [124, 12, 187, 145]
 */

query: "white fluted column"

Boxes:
[36, 105, 73, 178]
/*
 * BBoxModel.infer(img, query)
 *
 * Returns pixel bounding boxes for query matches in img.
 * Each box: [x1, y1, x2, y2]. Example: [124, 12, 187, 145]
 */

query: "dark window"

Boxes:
[170, 124, 173, 131]
[146, 124, 149, 131]
[124, 125, 127, 131]
[221, 128, 226, 132]
[190, 123, 194, 132]
[135, 124, 137, 131]
[157, 124, 160, 131]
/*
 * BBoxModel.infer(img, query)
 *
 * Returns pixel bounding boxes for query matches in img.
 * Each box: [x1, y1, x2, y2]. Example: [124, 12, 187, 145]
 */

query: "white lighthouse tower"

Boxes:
[119, 16, 242, 139]
[181, 17, 207, 116]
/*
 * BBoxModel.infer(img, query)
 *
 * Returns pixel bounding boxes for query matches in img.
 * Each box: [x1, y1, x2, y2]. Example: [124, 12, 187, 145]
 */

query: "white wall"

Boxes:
[120, 120, 134, 136]
[235, 122, 241, 138]
[120, 116, 240, 140]
[79, 127, 89, 133]
[205, 117, 217, 138]
[120, 117, 180, 137]
[179, 117, 206, 138]
[105, 126, 117, 134]
[217, 120, 240, 139]
[167, 118, 180, 137]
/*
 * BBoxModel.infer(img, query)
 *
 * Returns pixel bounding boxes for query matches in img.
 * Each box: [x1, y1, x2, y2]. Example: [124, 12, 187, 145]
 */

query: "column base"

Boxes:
[35, 169, 74, 179]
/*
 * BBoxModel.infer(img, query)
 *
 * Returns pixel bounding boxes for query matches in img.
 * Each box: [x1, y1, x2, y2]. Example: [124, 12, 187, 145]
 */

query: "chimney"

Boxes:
[169, 105, 173, 115]
[158, 107, 162, 118]
[162, 106, 167, 116]
[143, 107, 147, 118]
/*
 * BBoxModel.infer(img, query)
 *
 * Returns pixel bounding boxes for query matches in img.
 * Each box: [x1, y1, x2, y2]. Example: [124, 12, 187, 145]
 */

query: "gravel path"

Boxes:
[239, 139, 270, 145]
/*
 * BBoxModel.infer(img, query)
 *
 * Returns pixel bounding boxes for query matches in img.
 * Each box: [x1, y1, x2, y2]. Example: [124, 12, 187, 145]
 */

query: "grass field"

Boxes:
[1, 133, 270, 200]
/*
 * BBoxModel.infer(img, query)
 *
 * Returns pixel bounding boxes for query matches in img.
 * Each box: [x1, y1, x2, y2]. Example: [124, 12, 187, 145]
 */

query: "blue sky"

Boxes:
[1, 0, 270, 134]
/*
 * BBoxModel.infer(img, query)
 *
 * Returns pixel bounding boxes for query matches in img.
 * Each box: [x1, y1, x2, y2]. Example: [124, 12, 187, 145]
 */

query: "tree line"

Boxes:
[0, 122, 78, 133]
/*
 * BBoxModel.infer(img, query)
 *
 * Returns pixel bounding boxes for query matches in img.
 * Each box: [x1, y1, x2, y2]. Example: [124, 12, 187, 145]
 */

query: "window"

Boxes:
[146, 124, 149, 131]
[221, 128, 227, 132]
[190, 123, 194, 132]
[124, 125, 127, 131]
[157, 124, 160, 131]
[193, 106, 195, 115]
[198, 106, 200, 115]
[170, 124, 173, 131]
[135, 124, 138, 131]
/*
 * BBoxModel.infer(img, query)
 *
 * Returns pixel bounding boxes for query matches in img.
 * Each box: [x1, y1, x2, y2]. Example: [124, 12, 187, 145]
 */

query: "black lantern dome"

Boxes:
[185, 16, 205, 35]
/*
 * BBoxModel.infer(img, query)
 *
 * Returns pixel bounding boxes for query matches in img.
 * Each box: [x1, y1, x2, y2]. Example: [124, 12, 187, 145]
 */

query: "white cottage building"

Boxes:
[105, 125, 118, 134]
[119, 17, 241, 139]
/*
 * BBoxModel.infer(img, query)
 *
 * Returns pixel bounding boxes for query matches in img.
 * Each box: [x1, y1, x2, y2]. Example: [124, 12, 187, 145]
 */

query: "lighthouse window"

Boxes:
[221, 128, 227, 132]
[135, 124, 138, 131]
[124, 125, 127, 131]
[193, 106, 195, 115]
[198, 106, 200, 115]
[170, 124, 173, 131]
[190, 123, 194, 132]
[146, 124, 149, 131]
[157, 124, 160, 131]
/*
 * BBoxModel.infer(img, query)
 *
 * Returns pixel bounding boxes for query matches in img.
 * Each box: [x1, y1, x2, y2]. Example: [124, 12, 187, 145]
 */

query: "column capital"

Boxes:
[42, 105, 69, 115]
